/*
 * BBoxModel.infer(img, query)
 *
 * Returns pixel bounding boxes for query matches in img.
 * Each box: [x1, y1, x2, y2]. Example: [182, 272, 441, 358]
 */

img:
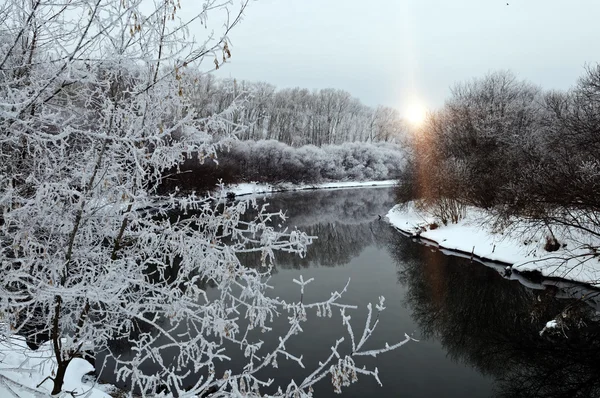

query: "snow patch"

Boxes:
[0, 337, 110, 398]
[545, 320, 558, 329]
[386, 203, 600, 287]
[224, 180, 397, 197]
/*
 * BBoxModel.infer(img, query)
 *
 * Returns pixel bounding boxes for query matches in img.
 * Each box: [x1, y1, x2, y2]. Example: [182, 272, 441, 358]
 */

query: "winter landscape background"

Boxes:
[1, 0, 599, 397]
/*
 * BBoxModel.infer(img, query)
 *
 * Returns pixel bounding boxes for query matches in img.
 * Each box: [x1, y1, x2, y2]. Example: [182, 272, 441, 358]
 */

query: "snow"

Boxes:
[0, 336, 110, 398]
[386, 202, 600, 287]
[539, 319, 561, 336]
[224, 180, 397, 197]
[545, 320, 558, 329]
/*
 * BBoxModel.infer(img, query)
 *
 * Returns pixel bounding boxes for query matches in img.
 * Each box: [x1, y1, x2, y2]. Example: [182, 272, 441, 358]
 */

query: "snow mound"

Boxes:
[0, 336, 110, 398]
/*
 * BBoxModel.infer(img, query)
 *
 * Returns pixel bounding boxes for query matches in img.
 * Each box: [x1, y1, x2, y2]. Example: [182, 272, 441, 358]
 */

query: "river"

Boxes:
[98, 187, 600, 397]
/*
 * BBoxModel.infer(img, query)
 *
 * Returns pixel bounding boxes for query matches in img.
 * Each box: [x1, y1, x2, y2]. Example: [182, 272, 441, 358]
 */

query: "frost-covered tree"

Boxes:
[397, 70, 542, 214]
[0, 0, 410, 396]
[496, 65, 600, 245]
[180, 77, 406, 147]
[396, 67, 600, 276]
[161, 140, 406, 191]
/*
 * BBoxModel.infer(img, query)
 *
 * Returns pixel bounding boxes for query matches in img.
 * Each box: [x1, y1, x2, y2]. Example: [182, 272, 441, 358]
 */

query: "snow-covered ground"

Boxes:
[386, 202, 600, 287]
[0, 336, 112, 397]
[224, 180, 397, 197]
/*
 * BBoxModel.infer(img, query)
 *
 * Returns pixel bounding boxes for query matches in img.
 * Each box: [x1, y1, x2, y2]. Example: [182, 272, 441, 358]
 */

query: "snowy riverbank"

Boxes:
[386, 202, 600, 287]
[224, 180, 397, 197]
[0, 336, 113, 397]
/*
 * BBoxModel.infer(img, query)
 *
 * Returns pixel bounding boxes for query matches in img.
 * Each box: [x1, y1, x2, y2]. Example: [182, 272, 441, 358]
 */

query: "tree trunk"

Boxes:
[51, 359, 70, 395]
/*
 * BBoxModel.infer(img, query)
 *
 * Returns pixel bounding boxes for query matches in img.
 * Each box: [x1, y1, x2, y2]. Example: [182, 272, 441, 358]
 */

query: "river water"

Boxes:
[98, 187, 600, 397]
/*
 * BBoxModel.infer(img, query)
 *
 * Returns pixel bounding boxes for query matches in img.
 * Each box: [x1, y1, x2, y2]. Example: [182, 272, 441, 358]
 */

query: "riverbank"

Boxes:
[224, 179, 397, 197]
[386, 202, 600, 288]
[0, 336, 113, 397]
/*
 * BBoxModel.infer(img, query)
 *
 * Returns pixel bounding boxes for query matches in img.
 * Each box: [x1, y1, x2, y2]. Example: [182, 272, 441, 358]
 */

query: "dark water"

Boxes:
[99, 187, 600, 397]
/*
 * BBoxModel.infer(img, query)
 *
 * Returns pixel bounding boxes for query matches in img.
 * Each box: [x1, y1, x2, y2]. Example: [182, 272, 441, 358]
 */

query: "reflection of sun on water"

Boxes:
[405, 103, 427, 127]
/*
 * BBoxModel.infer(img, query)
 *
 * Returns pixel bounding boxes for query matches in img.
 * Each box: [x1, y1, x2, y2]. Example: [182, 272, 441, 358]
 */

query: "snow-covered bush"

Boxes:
[0, 0, 410, 396]
[161, 140, 406, 191]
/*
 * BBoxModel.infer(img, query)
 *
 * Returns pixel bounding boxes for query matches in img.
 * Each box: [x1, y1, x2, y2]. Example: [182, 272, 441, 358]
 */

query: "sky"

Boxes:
[211, 0, 600, 117]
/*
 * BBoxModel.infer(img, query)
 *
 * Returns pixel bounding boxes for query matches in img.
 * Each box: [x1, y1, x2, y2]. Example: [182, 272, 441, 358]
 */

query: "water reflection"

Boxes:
[389, 234, 600, 398]
[263, 188, 398, 268]
[269, 188, 600, 397]
[98, 187, 600, 397]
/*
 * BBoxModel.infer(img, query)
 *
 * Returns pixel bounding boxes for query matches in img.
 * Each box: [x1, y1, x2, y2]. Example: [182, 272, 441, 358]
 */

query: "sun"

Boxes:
[405, 103, 427, 126]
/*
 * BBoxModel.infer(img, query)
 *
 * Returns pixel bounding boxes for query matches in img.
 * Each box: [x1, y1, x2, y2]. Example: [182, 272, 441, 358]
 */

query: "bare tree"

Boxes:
[183, 77, 406, 147]
[0, 0, 409, 396]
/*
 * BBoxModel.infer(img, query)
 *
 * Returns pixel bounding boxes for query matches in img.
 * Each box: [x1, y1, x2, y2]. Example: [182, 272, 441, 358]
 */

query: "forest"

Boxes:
[396, 68, 600, 253]
[158, 75, 407, 191]
[186, 75, 405, 146]
[160, 140, 405, 192]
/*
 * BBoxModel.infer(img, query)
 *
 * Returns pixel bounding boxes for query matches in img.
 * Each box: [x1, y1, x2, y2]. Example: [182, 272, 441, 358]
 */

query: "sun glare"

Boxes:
[405, 103, 427, 126]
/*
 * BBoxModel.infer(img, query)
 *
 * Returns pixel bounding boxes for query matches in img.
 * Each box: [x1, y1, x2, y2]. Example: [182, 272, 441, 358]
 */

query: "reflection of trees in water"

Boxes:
[238, 188, 399, 269]
[101, 187, 600, 396]
[239, 220, 397, 269]
[258, 187, 397, 227]
[131, 187, 402, 392]
[275, 221, 396, 268]
[389, 238, 600, 398]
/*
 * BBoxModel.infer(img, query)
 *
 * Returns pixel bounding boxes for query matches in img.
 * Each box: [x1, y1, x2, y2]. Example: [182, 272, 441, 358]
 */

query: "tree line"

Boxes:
[160, 140, 405, 193]
[397, 68, 600, 253]
[186, 75, 406, 146]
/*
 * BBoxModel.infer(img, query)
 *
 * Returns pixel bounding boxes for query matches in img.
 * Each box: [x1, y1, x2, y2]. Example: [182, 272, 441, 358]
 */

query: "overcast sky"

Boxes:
[212, 0, 599, 116]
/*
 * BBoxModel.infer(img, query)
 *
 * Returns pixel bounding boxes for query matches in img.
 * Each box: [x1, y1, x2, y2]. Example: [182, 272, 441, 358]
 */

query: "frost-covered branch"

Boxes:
[0, 0, 410, 396]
